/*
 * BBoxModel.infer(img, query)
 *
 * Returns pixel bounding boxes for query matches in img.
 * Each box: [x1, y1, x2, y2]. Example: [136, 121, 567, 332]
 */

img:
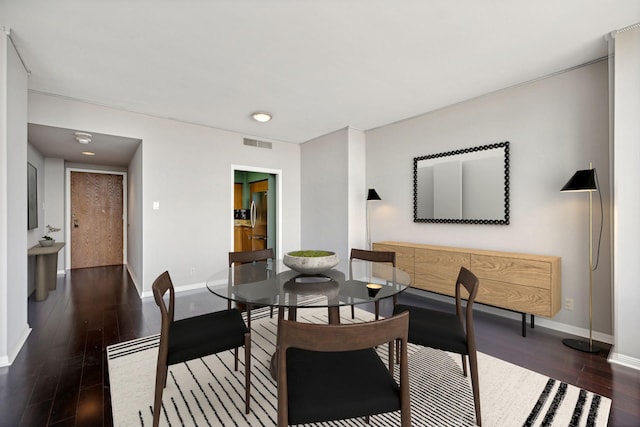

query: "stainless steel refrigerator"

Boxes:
[250, 191, 268, 250]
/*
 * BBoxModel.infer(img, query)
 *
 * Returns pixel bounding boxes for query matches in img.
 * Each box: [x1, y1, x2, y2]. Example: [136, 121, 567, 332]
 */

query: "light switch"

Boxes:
[153, 201, 160, 210]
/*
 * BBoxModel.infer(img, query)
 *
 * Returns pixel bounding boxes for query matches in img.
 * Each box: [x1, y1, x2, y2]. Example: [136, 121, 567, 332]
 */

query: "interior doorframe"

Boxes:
[230, 165, 282, 258]
[65, 167, 128, 270]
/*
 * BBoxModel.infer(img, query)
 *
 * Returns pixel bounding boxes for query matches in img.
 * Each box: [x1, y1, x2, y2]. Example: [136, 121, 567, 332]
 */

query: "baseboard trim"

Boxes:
[0, 325, 32, 367]
[608, 351, 640, 371]
[126, 264, 142, 297]
[140, 281, 208, 299]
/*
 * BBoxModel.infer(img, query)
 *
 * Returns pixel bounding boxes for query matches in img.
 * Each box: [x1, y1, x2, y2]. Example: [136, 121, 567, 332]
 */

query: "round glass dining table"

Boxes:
[206, 258, 411, 324]
[206, 258, 411, 379]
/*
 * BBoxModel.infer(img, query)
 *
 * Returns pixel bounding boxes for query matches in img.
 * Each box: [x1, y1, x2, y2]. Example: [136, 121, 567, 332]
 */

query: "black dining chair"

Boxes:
[349, 248, 396, 320]
[392, 266, 482, 426]
[151, 271, 251, 427]
[276, 311, 411, 427]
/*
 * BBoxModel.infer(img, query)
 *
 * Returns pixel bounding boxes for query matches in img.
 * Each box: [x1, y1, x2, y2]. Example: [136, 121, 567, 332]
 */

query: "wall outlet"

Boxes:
[190, 267, 196, 276]
[564, 298, 574, 311]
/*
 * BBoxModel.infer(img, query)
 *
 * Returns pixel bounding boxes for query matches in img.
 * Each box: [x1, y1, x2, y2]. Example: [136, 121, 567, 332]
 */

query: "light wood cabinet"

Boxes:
[234, 226, 243, 251]
[373, 241, 561, 318]
[250, 180, 268, 194]
[234, 226, 254, 252]
[234, 183, 243, 209]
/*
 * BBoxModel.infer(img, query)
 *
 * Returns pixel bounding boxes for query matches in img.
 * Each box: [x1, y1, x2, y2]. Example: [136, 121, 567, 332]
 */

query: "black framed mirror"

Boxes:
[413, 141, 509, 224]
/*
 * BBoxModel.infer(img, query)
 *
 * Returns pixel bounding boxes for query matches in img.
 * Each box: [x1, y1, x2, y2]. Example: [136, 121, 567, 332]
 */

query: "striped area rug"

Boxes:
[107, 306, 610, 426]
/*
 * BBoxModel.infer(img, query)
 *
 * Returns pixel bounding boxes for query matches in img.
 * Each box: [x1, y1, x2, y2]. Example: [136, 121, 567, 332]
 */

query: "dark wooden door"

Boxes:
[70, 171, 123, 269]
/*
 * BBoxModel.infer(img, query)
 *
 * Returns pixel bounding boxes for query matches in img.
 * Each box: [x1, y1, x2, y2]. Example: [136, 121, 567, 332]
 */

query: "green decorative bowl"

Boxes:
[283, 250, 339, 275]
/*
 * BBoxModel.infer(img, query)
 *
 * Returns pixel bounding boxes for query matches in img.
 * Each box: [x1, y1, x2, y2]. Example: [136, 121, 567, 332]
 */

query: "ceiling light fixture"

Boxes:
[74, 131, 92, 144]
[251, 112, 272, 123]
[81, 151, 95, 156]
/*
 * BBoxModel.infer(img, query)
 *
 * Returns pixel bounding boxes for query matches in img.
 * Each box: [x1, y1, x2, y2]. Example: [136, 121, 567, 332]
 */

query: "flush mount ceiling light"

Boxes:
[74, 132, 92, 144]
[81, 151, 95, 156]
[251, 112, 272, 123]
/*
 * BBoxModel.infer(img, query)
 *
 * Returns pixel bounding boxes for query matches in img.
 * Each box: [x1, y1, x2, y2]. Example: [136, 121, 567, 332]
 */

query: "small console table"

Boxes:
[28, 242, 65, 301]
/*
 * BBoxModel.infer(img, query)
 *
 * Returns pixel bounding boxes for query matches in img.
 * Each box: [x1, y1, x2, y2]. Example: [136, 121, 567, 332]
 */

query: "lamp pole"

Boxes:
[367, 201, 371, 250]
[587, 163, 594, 351]
[560, 163, 600, 353]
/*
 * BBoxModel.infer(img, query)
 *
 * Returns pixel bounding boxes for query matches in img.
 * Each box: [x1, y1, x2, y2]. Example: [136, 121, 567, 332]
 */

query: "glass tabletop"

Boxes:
[206, 258, 411, 309]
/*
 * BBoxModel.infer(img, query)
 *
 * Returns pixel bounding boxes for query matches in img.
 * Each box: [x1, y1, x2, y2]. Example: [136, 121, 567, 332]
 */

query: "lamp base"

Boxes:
[562, 338, 601, 353]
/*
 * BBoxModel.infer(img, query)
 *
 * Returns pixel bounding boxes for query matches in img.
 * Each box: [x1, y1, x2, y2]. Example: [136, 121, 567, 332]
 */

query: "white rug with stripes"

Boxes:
[107, 306, 610, 426]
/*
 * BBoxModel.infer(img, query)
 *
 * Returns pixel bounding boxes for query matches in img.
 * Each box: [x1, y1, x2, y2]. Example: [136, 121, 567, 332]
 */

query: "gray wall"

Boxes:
[366, 60, 612, 340]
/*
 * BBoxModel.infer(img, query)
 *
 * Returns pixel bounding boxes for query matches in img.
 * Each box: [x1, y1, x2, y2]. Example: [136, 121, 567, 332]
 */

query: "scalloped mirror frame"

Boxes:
[413, 141, 510, 225]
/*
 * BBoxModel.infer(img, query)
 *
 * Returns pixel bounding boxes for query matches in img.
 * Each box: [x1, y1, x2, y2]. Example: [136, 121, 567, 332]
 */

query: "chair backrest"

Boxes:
[276, 311, 410, 426]
[152, 271, 175, 367]
[228, 248, 274, 266]
[350, 248, 396, 266]
[454, 266, 480, 340]
[152, 271, 175, 325]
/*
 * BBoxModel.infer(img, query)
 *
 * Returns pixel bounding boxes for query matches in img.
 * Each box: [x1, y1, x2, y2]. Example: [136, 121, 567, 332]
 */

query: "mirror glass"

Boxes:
[413, 142, 509, 224]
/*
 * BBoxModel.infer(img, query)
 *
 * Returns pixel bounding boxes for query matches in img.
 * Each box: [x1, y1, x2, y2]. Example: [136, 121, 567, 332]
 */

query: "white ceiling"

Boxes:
[27, 124, 141, 167]
[3, 1, 639, 166]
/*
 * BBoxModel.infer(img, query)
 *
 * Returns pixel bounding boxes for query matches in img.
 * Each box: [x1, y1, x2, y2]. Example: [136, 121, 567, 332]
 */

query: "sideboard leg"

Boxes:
[521, 313, 527, 337]
[531, 314, 535, 329]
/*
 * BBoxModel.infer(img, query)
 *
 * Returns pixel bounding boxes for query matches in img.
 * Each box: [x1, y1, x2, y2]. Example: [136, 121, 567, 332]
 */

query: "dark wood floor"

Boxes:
[0, 266, 638, 426]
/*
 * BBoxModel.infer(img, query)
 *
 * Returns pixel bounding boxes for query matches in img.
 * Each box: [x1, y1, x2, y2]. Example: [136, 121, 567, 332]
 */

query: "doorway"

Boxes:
[231, 166, 280, 257]
[66, 169, 127, 269]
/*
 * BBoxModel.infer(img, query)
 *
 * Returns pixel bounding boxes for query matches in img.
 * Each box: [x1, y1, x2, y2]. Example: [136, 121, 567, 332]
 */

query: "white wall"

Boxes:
[301, 128, 350, 259]
[366, 61, 612, 339]
[127, 143, 143, 293]
[0, 32, 30, 366]
[28, 92, 302, 295]
[300, 126, 368, 260]
[347, 127, 367, 252]
[26, 144, 43, 295]
[44, 158, 65, 272]
[610, 25, 640, 368]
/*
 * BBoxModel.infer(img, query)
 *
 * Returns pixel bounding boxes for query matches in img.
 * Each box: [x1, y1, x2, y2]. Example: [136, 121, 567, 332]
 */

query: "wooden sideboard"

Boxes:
[373, 241, 561, 334]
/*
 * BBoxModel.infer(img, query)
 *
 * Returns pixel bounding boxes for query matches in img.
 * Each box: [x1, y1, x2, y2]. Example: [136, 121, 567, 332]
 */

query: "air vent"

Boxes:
[243, 138, 272, 149]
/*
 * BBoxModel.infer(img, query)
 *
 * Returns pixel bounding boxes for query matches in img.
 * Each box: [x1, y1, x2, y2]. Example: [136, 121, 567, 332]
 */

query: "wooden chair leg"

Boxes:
[374, 300, 380, 320]
[388, 340, 395, 376]
[244, 332, 251, 414]
[461, 354, 468, 377]
[153, 364, 167, 427]
[468, 350, 481, 426]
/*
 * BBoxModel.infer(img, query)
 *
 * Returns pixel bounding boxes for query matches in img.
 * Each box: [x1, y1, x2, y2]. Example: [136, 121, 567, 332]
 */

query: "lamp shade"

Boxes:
[367, 189, 381, 201]
[561, 169, 597, 192]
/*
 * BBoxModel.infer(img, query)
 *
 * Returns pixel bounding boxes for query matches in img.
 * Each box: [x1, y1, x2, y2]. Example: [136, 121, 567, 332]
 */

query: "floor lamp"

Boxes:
[560, 164, 601, 353]
[366, 189, 381, 250]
